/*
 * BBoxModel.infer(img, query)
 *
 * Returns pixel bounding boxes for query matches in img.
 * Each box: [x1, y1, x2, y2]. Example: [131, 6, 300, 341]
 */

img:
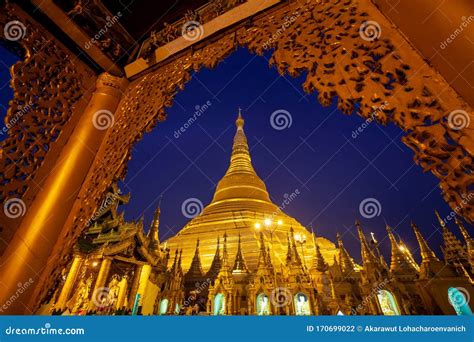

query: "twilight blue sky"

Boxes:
[0, 46, 466, 263]
[117, 48, 459, 263]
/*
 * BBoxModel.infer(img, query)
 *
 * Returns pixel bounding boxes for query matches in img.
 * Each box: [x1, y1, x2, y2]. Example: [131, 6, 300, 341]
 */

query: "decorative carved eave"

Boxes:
[101, 237, 135, 256]
[30, 0, 128, 74]
[31, 0, 474, 311]
[137, 245, 160, 267]
[91, 223, 136, 244]
[125, 0, 282, 78]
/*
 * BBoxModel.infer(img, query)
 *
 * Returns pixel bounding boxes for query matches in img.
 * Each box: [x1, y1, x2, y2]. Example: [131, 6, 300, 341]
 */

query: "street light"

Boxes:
[253, 218, 283, 243]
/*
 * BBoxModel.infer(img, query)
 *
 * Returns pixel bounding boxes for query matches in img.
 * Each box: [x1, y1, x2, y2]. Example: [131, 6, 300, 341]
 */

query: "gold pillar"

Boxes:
[136, 264, 151, 306]
[0, 73, 128, 314]
[55, 254, 83, 310]
[128, 265, 142, 309]
[116, 277, 128, 309]
[89, 258, 112, 310]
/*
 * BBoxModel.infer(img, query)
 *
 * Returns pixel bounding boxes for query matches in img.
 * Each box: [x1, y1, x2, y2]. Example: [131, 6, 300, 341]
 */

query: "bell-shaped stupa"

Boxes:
[164, 110, 336, 272]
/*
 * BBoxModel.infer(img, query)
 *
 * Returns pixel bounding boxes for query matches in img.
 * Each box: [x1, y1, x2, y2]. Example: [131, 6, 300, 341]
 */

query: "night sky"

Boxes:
[0, 46, 467, 264]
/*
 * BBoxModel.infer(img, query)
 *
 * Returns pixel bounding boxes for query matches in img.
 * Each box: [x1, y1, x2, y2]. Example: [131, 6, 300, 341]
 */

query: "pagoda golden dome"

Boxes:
[164, 111, 337, 272]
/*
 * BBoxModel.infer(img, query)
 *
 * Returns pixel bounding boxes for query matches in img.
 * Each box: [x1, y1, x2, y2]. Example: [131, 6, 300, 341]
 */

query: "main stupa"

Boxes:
[164, 111, 337, 272]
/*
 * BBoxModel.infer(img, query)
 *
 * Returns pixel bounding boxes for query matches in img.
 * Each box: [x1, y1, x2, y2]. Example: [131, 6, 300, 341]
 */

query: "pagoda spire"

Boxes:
[412, 222, 438, 262]
[356, 220, 378, 267]
[435, 210, 447, 230]
[232, 233, 248, 273]
[206, 236, 222, 278]
[455, 216, 474, 273]
[286, 227, 302, 266]
[455, 216, 473, 246]
[221, 232, 231, 271]
[185, 239, 203, 278]
[148, 198, 162, 250]
[412, 222, 457, 279]
[170, 249, 178, 273]
[212, 232, 234, 286]
[436, 211, 468, 266]
[386, 224, 418, 275]
[225, 110, 256, 175]
[265, 246, 273, 270]
[258, 231, 268, 267]
[208, 111, 272, 206]
[177, 249, 183, 273]
[311, 230, 328, 272]
[336, 232, 356, 274]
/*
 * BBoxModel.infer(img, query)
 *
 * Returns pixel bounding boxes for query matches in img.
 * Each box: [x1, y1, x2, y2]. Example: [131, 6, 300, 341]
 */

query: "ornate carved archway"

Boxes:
[0, 0, 472, 312]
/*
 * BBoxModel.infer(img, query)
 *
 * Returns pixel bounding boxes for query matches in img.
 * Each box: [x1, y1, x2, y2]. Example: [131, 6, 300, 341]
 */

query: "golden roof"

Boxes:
[164, 111, 337, 272]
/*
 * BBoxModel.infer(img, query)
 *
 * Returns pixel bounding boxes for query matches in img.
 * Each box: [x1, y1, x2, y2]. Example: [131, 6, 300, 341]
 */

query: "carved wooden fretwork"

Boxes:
[0, 4, 95, 252]
[31, 0, 473, 309]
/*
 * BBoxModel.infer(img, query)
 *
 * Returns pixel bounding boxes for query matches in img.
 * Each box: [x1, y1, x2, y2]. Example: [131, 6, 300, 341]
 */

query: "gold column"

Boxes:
[0, 73, 128, 314]
[89, 258, 112, 310]
[55, 254, 83, 310]
[136, 264, 151, 306]
[128, 265, 142, 309]
[116, 277, 128, 309]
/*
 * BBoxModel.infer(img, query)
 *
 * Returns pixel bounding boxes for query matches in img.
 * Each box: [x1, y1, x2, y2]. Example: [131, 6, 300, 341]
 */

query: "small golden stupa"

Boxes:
[164, 111, 337, 272]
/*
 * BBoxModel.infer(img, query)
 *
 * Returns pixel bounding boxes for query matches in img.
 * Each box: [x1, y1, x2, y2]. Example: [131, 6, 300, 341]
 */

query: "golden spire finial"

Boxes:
[311, 228, 328, 272]
[232, 233, 248, 273]
[435, 210, 447, 230]
[236, 108, 244, 129]
[411, 222, 438, 262]
[357, 221, 379, 266]
[386, 224, 418, 274]
[336, 231, 356, 274]
[206, 110, 272, 206]
[336, 232, 344, 247]
[455, 216, 471, 242]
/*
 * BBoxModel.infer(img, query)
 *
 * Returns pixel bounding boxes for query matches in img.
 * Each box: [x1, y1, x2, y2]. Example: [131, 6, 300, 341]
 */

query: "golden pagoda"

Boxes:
[43, 112, 474, 316]
[164, 111, 337, 273]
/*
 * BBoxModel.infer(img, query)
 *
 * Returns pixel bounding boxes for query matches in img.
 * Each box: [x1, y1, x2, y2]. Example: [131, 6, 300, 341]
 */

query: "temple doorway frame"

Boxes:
[0, 0, 472, 313]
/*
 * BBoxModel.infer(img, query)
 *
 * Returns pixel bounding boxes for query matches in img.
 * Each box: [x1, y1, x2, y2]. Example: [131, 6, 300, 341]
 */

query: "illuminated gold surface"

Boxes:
[165, 113, 337, 272]
[55, 254, 83, 310]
